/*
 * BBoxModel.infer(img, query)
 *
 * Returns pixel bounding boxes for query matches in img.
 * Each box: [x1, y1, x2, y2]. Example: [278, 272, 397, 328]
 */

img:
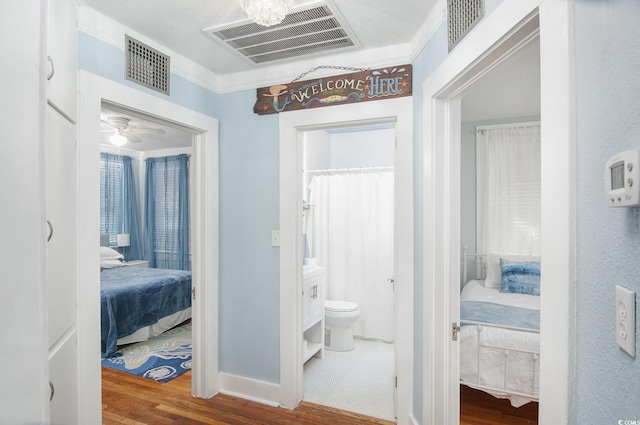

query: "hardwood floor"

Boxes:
[103, 368, 538, 425]
[460, 385, 538, 425]
[102, 368, 395, 425]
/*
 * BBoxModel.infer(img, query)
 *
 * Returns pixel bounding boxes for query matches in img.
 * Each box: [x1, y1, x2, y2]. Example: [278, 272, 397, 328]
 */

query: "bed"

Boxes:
[459, 250, 540, 407]
[100, 247, 192, 357]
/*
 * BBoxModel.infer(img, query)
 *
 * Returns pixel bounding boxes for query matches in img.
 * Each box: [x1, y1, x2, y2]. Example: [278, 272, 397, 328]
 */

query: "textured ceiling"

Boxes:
[80, 0, 440, 75]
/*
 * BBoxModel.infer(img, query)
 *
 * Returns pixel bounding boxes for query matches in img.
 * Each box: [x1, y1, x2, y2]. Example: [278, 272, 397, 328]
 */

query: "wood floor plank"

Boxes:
[103, 367, 538, 425]
[460, 385, 538, 425]
[102, 368, 395, 425]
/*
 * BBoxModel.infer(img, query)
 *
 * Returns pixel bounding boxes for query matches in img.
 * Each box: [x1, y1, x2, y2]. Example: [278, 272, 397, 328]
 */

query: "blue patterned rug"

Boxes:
[101, 322, 192, 383]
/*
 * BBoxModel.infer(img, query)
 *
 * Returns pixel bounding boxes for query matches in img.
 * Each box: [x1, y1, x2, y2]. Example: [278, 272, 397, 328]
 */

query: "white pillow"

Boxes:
[100, 258, 124, 269]
[100, 246, 123, 260]
[485, 253, 540, 289]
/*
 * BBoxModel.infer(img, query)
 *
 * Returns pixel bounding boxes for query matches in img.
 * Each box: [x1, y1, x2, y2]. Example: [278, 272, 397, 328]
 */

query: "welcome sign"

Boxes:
[253, 64, 412, 115]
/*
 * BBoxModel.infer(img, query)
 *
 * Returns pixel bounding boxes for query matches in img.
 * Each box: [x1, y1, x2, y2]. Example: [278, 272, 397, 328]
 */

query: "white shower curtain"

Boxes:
[306, 171, 395, 342]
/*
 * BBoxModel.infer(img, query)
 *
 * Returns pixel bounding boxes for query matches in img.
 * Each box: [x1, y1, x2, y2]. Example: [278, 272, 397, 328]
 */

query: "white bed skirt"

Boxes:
[117, 307, 192, 346]
[460, 280, 539, 407]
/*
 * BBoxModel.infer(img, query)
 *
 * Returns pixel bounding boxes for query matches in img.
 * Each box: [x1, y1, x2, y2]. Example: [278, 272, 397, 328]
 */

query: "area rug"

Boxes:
[102, 322, 192, 383]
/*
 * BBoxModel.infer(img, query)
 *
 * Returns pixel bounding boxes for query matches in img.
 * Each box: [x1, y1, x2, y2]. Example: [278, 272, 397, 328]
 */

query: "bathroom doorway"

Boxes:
[278, 96, 413, 425]
[301, 124, 396, 421]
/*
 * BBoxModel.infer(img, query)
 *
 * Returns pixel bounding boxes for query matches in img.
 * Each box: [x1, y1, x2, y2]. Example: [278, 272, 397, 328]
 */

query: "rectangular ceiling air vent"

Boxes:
[125, 35, 170, 95]
[447, 0, 484, 52]
[203, 2, 358, 64]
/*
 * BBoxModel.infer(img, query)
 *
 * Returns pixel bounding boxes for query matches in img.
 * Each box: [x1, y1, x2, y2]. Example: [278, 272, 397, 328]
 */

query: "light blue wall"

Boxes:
[574, 0, 640, 422]
[217, 90, 281, 381]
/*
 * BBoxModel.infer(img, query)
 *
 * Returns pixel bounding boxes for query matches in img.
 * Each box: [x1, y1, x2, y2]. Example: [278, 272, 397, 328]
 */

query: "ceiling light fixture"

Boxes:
[239, 0, 293, 27]
[110, 129, 128, 147]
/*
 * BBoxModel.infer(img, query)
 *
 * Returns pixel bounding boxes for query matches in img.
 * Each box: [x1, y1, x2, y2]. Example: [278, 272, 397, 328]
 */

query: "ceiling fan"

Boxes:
[101, 116, 166, 146]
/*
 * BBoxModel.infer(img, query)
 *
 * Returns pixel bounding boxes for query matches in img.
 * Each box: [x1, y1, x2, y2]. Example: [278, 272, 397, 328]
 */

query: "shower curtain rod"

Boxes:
[305, 165, 394, 174]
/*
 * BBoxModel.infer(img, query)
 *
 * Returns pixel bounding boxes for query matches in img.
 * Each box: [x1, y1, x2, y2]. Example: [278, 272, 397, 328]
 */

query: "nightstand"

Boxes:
[122, 260, 149, 268]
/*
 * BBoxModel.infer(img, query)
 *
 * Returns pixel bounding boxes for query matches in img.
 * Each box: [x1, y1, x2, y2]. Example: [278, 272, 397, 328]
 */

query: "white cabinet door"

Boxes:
[46, 105, 77, 348]
[47, 0, 77, 120]
[46, 104, 78, 424]
[49, 331, 78, 425]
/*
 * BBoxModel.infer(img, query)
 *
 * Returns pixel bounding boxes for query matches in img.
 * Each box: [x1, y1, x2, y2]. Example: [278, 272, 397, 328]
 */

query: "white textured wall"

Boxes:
[574, 0, 640, 422]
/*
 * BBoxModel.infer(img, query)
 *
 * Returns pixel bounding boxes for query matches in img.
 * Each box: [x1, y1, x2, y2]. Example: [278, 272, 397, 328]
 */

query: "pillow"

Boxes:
[100, 258, 124, 269]
[499, 258, 541, 296]
[485, 253, 540, 289]
[100, 246, 123, 260]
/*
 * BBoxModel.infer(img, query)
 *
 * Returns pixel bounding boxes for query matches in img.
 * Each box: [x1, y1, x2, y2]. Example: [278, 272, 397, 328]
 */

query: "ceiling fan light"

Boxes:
[239, 0, 293, 27]
[110, 130, 127, 147]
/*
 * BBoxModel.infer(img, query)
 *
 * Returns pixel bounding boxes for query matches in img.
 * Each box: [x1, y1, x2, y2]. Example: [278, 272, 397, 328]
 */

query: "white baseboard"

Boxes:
[218, 372, 281, 407]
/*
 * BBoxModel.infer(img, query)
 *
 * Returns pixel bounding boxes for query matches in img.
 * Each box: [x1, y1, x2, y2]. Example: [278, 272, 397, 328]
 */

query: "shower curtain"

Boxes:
[306, 171, 395, 342]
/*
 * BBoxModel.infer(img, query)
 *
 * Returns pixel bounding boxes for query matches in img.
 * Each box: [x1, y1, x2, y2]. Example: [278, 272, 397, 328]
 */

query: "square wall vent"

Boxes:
[203, 1, 358, 64]
[447, 0, 484, 52]
[125, 35, 170, 95]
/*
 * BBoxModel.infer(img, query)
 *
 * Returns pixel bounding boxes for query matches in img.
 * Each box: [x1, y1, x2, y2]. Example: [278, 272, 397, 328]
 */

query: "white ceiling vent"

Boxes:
[203, 1, 358, 64]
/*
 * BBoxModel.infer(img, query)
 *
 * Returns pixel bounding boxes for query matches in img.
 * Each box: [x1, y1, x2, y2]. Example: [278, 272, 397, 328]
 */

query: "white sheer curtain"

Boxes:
[477, 124, 541, 256]
[306, 171, 395, 342]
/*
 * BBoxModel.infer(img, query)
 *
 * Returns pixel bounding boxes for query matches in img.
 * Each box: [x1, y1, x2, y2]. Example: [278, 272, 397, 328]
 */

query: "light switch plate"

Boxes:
[271, 230, 280, 247]
[616, 285, 636, 357]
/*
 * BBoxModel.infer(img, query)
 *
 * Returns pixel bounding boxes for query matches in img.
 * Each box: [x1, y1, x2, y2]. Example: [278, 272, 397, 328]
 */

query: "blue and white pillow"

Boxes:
[499, 258, 541, 296]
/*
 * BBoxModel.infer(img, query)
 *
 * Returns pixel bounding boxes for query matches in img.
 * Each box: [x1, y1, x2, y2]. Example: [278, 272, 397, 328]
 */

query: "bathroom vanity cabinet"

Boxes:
[302, 265, 325, 363]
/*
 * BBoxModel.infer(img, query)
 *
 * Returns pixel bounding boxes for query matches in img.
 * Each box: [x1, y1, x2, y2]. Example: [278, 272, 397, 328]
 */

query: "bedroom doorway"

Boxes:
[78, 71, 218, 423]
[98, 102, 196, 384]
[422, 4, 574, 425]
[458, 35, 541, 423]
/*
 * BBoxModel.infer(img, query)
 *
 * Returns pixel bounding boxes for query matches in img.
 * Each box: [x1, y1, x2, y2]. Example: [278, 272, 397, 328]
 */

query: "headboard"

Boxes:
[462, 245, 487, 284]
[100, 233, 110, 247]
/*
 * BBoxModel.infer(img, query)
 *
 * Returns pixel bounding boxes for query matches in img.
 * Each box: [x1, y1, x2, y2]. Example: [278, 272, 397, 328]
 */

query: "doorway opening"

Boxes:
[422, 4, 574, 424]
[98, 101, 197, 389]
[458, 35, 541, 424]
[77, 71, 219, 423]
[301, 124, 396, 422]
[278, 97, 413, 425]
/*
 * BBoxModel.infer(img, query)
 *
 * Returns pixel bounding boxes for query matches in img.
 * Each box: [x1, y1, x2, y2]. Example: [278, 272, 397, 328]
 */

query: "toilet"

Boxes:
[324, 300, 360, 351]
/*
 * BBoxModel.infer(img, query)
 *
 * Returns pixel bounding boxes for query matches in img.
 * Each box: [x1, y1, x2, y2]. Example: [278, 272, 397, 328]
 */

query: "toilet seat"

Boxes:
[325, 300, 359, 312]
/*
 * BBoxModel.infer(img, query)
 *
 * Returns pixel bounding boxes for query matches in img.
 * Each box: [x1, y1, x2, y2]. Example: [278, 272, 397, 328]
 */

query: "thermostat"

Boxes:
[605, 149, 640, 207]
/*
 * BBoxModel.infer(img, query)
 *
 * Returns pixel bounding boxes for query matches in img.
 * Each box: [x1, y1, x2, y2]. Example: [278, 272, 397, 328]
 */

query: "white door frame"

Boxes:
[279, 97, 414, 424]
[77, 71, 219, 424]
[422, 1, 575, 424]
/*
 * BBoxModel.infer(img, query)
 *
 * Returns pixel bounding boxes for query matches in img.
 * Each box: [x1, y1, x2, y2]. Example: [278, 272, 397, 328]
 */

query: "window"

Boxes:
[145, 154, 190, 270]
[100, 153, 124, 247]
[476, 123, 541, 256]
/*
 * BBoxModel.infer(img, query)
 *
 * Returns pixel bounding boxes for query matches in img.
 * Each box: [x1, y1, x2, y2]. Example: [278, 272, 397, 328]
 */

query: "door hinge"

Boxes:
[192, 287, 196, 300]
[452, 322, 461, 341]
[395, 376, 397, 388]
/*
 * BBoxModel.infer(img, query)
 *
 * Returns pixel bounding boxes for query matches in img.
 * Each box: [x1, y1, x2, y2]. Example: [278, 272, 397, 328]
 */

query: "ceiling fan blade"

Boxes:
[101, 119, 115, 128]
[124, 133, 142, 143]
[128, 127, 166, 135]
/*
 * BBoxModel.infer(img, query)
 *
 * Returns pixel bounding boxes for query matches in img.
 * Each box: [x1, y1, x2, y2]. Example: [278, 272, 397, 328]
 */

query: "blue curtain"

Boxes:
[144, 154, 190, 270]
[99, 153, 143, 261]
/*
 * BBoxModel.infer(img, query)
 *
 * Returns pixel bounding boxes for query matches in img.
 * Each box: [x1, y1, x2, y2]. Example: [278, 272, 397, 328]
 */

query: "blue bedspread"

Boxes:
[100, 267, 192, 357]
[460, 301, 540, 331]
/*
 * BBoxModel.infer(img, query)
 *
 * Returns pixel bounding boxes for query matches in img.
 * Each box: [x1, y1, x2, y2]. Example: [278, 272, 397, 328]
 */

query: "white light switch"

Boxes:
[271, 230, 280, 247]
[616, 285, 636, 357]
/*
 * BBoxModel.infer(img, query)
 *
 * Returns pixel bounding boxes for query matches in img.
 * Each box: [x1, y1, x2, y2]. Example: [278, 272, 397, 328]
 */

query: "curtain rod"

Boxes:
[476, 120, 541, 134]
[304, 165, 394, 174]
